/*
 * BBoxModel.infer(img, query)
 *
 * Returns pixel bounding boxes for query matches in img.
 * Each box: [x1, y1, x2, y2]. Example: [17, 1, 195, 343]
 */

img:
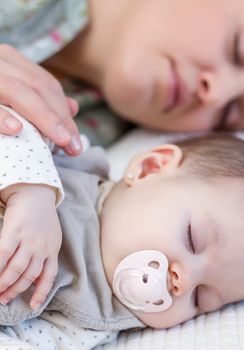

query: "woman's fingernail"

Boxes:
[57, 124, 71, 142]
[4, 117, 21, 130]
[69, 135, 82, 153]
[69, 98, 79, 116]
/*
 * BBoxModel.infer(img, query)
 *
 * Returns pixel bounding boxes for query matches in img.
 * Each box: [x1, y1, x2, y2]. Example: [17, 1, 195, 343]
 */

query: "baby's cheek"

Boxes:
[135, 297, 196, 329]
[197, 285, 223, 314]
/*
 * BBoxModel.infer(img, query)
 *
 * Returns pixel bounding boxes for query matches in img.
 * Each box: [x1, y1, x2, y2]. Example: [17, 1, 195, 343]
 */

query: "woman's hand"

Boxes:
[0, 44, 82, 155]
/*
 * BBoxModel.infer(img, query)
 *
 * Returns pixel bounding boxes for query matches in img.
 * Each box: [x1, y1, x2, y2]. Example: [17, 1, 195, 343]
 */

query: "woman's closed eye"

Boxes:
[233, 31, 244, 66]
[214, 99, 237, 131]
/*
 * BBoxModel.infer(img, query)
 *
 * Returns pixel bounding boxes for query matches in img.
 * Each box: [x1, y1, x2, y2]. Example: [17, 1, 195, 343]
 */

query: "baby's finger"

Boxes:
[0, 106, 22, 134]
[0, 256, 43, 305]
[30, 258, 58, 311]
[0, 236, 19, 273]
[0, 247, 31, 294]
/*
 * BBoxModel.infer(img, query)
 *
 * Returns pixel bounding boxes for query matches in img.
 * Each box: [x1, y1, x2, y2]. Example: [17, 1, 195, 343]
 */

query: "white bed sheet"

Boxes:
[1, 127, 244, 350]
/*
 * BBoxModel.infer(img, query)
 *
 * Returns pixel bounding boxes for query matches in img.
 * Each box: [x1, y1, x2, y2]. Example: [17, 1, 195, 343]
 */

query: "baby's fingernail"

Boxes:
[0, 298, 9, 305]
[69, 135, 82, 153]
[31, 301, 41, 311]
[57, 124, 71, 142]
[4, 117, 21, 131]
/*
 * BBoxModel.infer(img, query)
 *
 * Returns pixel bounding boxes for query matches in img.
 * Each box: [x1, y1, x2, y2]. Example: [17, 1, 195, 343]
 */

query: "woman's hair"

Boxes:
[177, 134, 244, 178]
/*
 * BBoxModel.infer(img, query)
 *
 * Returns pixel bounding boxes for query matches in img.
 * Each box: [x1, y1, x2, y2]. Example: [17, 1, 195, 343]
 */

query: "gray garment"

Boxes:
[0, 147, 144, 331]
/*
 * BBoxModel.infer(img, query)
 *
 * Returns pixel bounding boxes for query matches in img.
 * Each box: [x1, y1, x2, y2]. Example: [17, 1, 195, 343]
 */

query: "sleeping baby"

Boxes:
[0, 106, 243, 339]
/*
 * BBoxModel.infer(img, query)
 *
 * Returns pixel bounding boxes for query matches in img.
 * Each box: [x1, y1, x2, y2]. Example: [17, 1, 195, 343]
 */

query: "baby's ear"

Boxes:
[124, 144, 182, 186]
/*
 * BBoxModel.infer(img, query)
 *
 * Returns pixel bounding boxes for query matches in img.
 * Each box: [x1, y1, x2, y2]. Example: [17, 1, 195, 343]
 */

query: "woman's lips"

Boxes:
[163, 62, 187, 113]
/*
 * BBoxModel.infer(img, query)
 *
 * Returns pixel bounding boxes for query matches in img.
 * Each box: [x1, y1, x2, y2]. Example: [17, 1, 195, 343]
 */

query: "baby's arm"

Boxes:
[0, 106, 64, 310]
[0, 183, 62, 310]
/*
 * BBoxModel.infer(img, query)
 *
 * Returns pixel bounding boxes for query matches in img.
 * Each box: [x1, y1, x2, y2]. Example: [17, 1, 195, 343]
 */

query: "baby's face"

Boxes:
[103, 0, 244, 132]
[101, 173, 244, 328]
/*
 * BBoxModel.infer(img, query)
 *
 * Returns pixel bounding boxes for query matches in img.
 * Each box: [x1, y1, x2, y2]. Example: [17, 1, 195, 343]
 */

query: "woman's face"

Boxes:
[103, 0, 244, 131]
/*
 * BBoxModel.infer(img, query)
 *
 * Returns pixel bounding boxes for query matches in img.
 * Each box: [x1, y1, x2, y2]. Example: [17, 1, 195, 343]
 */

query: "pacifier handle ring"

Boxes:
[112, 250, 173, 313]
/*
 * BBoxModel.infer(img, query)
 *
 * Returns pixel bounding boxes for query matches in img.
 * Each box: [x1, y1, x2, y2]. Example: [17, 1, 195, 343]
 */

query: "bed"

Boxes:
[1, 127, 244, 350]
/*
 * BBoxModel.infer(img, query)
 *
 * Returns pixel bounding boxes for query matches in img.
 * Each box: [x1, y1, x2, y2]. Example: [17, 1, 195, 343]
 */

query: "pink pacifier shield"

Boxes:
[112, 250, 172, 313]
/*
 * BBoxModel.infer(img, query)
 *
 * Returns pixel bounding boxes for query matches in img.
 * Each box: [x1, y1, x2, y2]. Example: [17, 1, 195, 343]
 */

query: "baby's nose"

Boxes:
[169, 261, 195, 297]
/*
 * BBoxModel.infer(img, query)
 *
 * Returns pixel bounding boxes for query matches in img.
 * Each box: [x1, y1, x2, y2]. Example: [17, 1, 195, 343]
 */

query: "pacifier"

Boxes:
[112, 250, 172, 313]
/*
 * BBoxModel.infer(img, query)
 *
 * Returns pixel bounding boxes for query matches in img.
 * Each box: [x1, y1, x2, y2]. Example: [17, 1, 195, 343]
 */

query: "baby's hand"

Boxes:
[0, 183, 62, 310]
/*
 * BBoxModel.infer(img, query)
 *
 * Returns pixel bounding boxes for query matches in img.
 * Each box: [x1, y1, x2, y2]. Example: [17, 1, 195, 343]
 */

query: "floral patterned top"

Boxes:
[0, 0, 88, 63]
[0, 1, 131, 147]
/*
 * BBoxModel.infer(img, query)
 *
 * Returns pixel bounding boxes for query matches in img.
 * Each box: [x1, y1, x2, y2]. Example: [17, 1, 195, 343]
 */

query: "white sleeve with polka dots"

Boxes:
[0, 105, 64, 206]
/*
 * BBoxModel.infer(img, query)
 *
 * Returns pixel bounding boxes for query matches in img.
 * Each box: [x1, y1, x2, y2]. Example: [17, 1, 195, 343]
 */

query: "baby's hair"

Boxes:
[177, 134, 244, 178]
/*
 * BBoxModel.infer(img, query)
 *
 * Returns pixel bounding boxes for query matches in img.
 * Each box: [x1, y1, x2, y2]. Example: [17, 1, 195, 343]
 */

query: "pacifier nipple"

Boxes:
[112, 250, 172, 313]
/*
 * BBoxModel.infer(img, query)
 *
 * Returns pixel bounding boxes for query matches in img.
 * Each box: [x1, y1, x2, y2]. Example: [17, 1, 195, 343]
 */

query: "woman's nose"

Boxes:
[197, 69, 236, 107]
[169, 261, 197, 297]
[197, 71, 220, 105]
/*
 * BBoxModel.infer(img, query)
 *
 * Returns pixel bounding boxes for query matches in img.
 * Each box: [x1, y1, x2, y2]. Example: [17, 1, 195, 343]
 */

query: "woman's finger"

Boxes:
[1, 45, 71, 121]
[0, 73, 73, 146]
[66, 96, 79, 117]
[0, 45, 82, 153]
[0, 106, 22, 134]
